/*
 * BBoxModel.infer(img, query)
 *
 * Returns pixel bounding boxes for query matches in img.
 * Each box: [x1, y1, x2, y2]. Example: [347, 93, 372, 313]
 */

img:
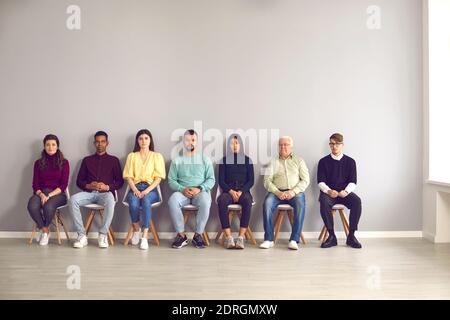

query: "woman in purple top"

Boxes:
[27, 134, 70, 245]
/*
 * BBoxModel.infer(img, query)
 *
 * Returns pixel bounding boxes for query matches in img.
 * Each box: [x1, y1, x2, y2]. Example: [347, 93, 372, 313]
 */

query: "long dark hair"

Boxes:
[224, 133, 246, 165]
[38, 134, 66, 170]
[133, 129, 154, 152]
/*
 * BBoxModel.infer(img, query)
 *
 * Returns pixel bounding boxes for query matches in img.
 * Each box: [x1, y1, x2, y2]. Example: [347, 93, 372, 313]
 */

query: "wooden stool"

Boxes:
[182, 204, 210, 246]
[29, 211, 70, 245]
[82, 190, 118, 245]
[274, 204, 307, 245]
[214, 189, 257, 245]
[123, 185, 162, 246]
[29, 189, 71, 245]
[318, 204, 350, 242]
[84, 207, 115, 245]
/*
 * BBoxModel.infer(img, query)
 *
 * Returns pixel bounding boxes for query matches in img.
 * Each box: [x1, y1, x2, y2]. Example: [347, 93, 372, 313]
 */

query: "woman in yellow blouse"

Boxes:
[123, 129, 166, 250]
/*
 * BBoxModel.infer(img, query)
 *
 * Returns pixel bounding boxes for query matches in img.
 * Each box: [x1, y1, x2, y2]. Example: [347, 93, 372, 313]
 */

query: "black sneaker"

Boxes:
[172, 233, 188, 249]
[192, 233, 206, 249]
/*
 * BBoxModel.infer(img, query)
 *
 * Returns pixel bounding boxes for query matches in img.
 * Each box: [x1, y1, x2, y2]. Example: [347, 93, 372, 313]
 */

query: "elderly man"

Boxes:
[260, 136, 310, 250]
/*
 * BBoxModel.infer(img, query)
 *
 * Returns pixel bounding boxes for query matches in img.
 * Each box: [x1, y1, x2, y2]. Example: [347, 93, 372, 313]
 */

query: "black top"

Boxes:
[317, 154, 357, 192]
[218, 154, 254, 193]
[76, 153, 124, 192]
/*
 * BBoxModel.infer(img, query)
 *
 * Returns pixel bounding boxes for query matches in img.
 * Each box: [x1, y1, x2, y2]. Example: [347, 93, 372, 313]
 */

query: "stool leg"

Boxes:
[84, 210, 95, 235]
[300, 233, 306, 245]
[215, 228, 223, 244]
[110, 228, 116, 241]
[29, 224, 37, 245]
[287, 211, 294, 226]
[58, 213, 70, 243]
[202, 232, 210, 246]
[318, 225, 326, 241]
[107, 227, 115, 245]
[228, 211, 234, 227]
[54, 216, 62, 245]
[246, 227, 257, 245]
[273, 210, 283, 244]
[124, 225, 133, 246]
[319, 226, 327, 242]
[150, 219, 160, 246]
[339, 209, 350, 237]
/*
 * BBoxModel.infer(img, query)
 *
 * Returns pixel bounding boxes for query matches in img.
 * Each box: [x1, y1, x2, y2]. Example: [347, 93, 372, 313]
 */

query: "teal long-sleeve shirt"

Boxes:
[168, 154, 216, 192]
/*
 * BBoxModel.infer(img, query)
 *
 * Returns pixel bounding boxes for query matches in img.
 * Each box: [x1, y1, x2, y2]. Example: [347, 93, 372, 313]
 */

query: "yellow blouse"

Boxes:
[123, 151, 166, 184]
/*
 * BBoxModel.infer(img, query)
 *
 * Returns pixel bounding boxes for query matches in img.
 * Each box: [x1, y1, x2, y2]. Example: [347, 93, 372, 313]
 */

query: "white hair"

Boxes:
[279, 136, 294, 146]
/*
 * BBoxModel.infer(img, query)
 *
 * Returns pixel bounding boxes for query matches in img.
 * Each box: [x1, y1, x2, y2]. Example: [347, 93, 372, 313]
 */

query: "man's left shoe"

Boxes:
[98, 234, 109, 248]
[192, 233, 206, 249]
[346, 234, 362, 249]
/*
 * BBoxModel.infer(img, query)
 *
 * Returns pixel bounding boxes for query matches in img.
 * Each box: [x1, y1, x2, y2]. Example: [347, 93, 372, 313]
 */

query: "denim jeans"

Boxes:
[27, 188, 67, 229]
[168, 191, 211, 234]
[262, 192, 306, 242]
[127, 182, 160, 229]
[69, 191, 116, 236]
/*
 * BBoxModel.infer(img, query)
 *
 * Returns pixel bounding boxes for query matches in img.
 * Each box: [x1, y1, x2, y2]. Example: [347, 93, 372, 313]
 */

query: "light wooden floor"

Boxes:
[0, 238, 449, 299]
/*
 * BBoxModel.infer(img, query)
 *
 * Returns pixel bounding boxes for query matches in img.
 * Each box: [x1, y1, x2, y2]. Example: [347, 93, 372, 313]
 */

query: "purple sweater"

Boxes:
[32, 154, 70, 193]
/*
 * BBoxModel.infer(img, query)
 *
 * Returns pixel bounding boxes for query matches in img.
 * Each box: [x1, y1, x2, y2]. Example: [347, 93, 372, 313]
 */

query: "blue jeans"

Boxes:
[69, 191, 116, 236]
[168, 191, 211, 234]
[263, 192, 306, 242]
[127, 182, 160, 229]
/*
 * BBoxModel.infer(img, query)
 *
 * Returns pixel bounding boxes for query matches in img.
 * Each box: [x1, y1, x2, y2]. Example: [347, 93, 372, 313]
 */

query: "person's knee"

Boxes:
[168, 192, 183, 209]
[43, 204, 57, 216]
[103, 193, 115, 207]
[263, 193, 276, 210]
[129, 199, 140, 211]
[27, 196, 40, 209]
[352, 193, 362, 205]
[293, 194, 305, 206]
[319, 193, 333, 207]
[69, 194, 82, 208]
[196, 192, 211, 206]
[239, 195, 252, 207]
[218, 193, 232, 206]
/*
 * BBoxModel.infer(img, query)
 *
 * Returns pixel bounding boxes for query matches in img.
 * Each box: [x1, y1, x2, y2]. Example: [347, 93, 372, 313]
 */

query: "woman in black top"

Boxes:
[217, 134, 254, 249]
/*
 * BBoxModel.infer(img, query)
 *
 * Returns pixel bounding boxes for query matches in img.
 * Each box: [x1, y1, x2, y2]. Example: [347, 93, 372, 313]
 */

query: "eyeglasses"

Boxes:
[329, 142, 343, 146]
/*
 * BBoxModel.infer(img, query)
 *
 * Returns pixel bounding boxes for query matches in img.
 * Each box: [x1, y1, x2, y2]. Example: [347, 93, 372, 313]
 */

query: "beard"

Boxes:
[185, 145, 195, 152]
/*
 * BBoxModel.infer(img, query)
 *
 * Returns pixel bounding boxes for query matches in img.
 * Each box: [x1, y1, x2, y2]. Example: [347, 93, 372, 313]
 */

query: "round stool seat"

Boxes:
[82, 203, 105, 209]
[332, 204, 347, 210]
[182, 204, 199, 210]
[277, 204, 293, 210]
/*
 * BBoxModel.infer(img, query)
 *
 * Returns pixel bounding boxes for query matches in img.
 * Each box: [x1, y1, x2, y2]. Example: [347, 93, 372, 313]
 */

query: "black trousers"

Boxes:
[27, 188, 67, 229]
[319, 191, 362, 232]
[217, 191, 253, 229]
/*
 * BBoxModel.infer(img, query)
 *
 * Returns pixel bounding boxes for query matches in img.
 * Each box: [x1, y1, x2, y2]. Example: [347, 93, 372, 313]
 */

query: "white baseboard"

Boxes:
[0, 230, 423, 240]
[422, 231, 436, 242]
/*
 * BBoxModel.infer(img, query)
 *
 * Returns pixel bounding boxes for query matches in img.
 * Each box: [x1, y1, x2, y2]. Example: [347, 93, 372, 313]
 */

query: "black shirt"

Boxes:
[317, 154, 357, 192]
[218, 154, 254, 192]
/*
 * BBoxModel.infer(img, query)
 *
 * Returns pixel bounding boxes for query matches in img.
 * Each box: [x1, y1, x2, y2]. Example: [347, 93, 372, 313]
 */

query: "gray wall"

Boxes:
[0, 0, 422, 233]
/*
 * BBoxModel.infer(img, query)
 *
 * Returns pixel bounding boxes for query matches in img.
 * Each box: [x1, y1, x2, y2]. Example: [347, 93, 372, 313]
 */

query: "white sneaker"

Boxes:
[288, 240, 299, 250]
[131, 230, 141, 245]
[36, 230, 42, 242]
[259, 241, 274, 249]
[39, 232, 50, 246]
[73, 234, 88, 249]
[98, 234, 109, 248]
[140, 238, 148, 250]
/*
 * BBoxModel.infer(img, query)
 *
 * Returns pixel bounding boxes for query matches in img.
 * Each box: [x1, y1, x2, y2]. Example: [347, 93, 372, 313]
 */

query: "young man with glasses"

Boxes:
[317, 133, 362, 249]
